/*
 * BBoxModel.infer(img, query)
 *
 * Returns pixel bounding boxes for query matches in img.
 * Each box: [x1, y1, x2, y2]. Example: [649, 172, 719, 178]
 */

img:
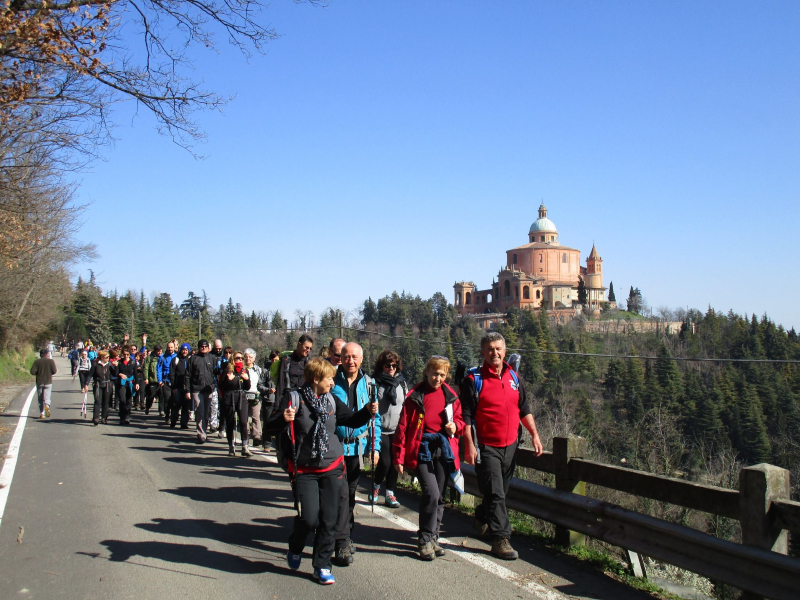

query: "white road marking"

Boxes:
[258, 452, 568, 600]
[0, 386, 35, 530]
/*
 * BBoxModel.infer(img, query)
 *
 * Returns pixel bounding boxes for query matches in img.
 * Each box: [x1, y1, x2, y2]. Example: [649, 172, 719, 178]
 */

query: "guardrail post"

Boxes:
[553, 435, 587, 547]
[739, 463, 790, 600]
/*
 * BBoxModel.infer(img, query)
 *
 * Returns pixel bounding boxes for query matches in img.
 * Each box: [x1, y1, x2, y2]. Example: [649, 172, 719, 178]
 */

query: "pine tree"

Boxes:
[608, 281, 616, 302]
[655, 342, 683, 411]
[623, 359, 645, 424]
[626, 286, 643, 314]
[577, 278, 587, 305]
[738, 382, 772, 464]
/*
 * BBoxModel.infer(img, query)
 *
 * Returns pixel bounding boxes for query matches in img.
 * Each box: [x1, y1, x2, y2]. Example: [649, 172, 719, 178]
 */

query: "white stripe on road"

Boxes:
[0, 386, 35, 530]
[260, 452, 568, 600]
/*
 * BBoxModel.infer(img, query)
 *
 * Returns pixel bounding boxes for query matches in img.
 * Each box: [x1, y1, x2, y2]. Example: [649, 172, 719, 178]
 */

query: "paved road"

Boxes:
[0, 357, 655, 599]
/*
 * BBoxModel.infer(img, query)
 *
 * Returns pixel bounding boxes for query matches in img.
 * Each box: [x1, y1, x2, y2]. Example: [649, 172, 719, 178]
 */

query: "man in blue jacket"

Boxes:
[331, 342, 381, 566]
[158, 341, 178, 423]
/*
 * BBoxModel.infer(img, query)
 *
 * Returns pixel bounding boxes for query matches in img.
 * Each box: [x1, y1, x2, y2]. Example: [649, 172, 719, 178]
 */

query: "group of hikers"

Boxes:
[32, 331, 543, 586]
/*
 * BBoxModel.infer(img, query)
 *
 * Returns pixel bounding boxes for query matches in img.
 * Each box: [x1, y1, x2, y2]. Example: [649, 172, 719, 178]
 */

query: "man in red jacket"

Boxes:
[461, 332, 543, 560]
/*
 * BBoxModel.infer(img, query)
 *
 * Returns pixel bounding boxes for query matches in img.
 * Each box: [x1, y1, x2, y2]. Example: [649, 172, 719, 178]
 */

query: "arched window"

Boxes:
[487, 293, 493, 303]
[504, 280, 511, 297]
[455, 294, 461, 306]
[562, 253, 567, 263]
[465, 292, 471, 305]
[540, 235, 545, 242]
[523, 286, 530, 299]
[539, 254, 543, 263]
[536, 290, 541, 299]
[513, 253, 517, 265]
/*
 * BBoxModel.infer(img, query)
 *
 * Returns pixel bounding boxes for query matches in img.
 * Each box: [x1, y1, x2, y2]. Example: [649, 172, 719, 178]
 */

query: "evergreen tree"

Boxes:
[608, 281, 616, 302]
[738, 382, 772, 464]
[577, 278, 588, 305]
[361, 297, 378, 324]
[655, 342, 683, 411]
[626, 286, 643, 314]
[623, 359, 645, 424]
[602, 359, 624, 400]
[270, 310, 286, 331]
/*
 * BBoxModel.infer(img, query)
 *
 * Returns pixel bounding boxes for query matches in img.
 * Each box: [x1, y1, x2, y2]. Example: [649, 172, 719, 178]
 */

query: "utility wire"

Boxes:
[75, 318, 800, 365]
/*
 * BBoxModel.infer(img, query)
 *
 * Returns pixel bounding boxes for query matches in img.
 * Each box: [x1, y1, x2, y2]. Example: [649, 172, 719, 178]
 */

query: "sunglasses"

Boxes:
[234, 356, 244, 361]
[384, 363, 397, 370]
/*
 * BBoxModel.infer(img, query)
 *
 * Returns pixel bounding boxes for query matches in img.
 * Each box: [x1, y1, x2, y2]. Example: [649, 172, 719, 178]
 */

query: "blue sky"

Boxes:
[73, 1, 799, 330]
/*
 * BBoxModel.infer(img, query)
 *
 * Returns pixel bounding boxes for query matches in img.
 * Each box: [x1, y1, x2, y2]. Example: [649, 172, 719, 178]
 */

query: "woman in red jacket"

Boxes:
[393, 356, 465, 561]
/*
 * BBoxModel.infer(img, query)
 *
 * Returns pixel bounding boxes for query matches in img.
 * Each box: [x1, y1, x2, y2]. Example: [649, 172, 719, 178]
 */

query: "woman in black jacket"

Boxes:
[219, 351, 251, 457]
[265, 357, 377, 585]
[116, 346, 138, 425]
[84, 350, 114, 425]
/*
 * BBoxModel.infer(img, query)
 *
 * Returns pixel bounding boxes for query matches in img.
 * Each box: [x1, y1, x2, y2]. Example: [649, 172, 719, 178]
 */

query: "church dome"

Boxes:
[529, 202, 557, 234]
[529, 217, 557, 234]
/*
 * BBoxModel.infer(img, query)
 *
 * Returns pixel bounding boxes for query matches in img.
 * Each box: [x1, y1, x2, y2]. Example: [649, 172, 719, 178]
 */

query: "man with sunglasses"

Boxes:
[276, 335, 313, 400]
[185, 339, 218, 443]
[208, 339, 226, 435]
[326, 338, 346, 367]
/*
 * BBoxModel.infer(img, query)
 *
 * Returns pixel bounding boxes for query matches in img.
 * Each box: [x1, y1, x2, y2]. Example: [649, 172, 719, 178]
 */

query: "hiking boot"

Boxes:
[472, 516, 489, 537]
[418, 540, 436, 561]
[313, 568, 335, 585]
[332, 545, 353, 567]
[45, 406, 50, 418]
[368, 484, 380, 504]
[228, 447, 236, 457]
[241, 446, 253, 457]
[432, 537, 445, 557]
[385, 490, 400, 508]
[491, 537, 518, 560]
[286, 550, 302, 571]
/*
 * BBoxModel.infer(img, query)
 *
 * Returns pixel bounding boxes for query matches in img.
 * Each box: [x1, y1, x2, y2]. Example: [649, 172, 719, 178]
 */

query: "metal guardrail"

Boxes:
[459, 436, 800, 600]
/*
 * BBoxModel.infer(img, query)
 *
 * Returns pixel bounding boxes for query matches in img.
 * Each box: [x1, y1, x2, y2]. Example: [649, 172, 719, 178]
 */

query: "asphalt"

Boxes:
[0, 356, 658, 600]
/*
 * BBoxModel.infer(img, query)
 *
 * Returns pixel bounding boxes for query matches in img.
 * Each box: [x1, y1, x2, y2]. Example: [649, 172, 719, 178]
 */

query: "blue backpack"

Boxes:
[468, 366, 519, 400]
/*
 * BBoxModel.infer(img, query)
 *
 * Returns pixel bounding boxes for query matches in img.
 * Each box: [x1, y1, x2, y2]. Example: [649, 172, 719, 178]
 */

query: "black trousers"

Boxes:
[144, 383, 159, 412]
[92, 384, 111, 422]
[220, 400, 248, 448]
[374, 433, 399, 491]
[170, 387, 191, 428]
[416, 452, 448, 542]
[289, 463, 345, 570]
[335, 455, 362, 549]
[260, 401, 277, 447]
[475, 442, 517, 539]
[109, 383, 116, 409]
[118, 385, 133, 423]
[160, 383, 172, 418]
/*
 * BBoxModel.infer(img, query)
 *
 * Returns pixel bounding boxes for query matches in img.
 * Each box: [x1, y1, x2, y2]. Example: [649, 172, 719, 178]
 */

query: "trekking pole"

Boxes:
[289, 418, 300, 516]
[82, 390, 87, 417]
[369, 382, 377, 513]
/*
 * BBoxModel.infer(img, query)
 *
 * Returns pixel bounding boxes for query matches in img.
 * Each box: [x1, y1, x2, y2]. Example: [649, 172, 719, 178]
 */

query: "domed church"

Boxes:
[454, 203, 610, 317]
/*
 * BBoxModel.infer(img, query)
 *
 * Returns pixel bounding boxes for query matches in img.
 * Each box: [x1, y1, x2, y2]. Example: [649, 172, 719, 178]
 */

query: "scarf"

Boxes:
[234, 363, 243, 374]
[374, 372, 403, 405]
[300, 384, 330, 459]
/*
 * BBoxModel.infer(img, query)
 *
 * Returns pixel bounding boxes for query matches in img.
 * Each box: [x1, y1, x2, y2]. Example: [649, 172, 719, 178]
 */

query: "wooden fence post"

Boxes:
[739, 463, 790, 600]
[553, 435, 587, 547]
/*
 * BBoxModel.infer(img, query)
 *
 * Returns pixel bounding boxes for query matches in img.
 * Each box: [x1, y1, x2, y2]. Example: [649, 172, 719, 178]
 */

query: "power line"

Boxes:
[73, 318, 800, 365]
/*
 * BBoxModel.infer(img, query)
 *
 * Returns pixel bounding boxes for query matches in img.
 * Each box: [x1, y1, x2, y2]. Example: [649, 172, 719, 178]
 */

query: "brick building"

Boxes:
[454, 203, 611, 317]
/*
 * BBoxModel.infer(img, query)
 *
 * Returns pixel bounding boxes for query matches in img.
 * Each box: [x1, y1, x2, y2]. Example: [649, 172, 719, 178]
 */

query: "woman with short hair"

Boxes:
[393, 356, 465, 561]
[266, 357, 378, 585]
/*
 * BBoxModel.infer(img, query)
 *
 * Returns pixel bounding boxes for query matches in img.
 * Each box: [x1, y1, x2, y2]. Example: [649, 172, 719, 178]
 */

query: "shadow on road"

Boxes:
[135, 517, 292, 553]
[159, 485, 293, 508]
[90, 539, 283, 575]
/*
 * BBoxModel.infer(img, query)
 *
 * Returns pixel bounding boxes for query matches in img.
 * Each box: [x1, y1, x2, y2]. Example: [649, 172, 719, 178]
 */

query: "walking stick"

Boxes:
[81, 390, 87, 417]
[369, 382, 377, 512]
[289, 417, 300, 516]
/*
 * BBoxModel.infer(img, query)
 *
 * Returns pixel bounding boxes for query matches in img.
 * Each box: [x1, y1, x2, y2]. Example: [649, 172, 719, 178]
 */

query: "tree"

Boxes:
[626, 286, 643, 314]
[270, 310, 286, 331]
[608, 281, 616, 302]
[0, 0, 306, 148]
[577, 278, 587, 306]
[361, 297, 378, 324]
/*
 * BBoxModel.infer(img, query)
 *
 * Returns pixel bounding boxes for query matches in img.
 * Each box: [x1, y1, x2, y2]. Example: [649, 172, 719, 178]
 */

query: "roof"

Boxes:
[588, 244, 601, 260]
[508, 242, 579, 252]
[529, 216, 557, 234]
